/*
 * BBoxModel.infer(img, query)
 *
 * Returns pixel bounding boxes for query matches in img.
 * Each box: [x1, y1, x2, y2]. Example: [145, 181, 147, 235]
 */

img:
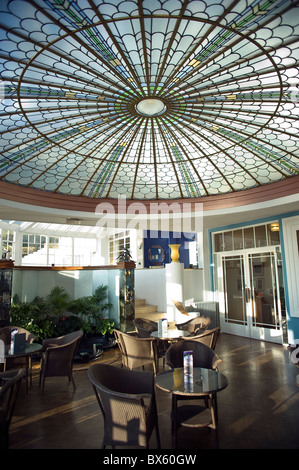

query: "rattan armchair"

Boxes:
[114, 329, 158, 374]
[0, 326, 37, 346]
[133, 318, 157, 337]
[133, 318, 167, 369]
[39, 330, 83, 395]
[88, 363, 161, 449]
[165, 340, 223, 448]
[175, 316, 211, 335]
[181, 327, 221, 350]
[0, 369, 25, 449]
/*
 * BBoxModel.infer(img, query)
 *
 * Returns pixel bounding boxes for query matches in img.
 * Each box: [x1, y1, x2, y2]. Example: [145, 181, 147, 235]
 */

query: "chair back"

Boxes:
[165, 340, 222, 370]
[42, 330, 83, 377]
[133, 318, 157, 338]
[40, 330, 83, 395]
[88, 363, 159, 448]
[0, 326, 37, 344]
[183, 327, 220, 350]
[172, 299, 189, 316]
[0, 369, 25, 449]
[114, 329, 157, 373]
[42, 329, 83, 348]
[175, 316, 211, 334]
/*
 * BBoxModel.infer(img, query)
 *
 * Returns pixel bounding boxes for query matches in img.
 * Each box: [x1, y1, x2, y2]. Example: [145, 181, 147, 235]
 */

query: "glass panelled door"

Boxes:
[219, 249, 284, 343]
[220, 254, 249, 338]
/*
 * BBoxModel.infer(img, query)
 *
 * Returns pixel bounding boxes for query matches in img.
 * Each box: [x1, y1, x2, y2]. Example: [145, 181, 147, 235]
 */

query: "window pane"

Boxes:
[214, 233, 223, 252]
[223, 231, 233, 251]
[255, 225, 267, 247]
[74, 238, 97, 265]
[233, 229, 243, 250]
[267, 223, 280, 245]
[243, 227, 254, 248]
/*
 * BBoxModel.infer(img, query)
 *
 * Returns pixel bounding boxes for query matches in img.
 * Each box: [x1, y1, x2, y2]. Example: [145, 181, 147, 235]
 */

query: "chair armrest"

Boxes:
[126, 331, 139, 337]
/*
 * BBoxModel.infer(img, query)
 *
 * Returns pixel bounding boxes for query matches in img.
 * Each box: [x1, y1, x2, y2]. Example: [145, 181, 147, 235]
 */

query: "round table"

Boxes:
[151, 329, 190, 340]
[4, 342, 42, 393]
[155, 367, 228, 448]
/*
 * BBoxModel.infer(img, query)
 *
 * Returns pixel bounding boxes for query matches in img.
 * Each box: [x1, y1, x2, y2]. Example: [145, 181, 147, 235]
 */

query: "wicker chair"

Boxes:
[114, 329, 158, 374]
[181, 327, 221, 350]
[175, 316, 211, 335]
[88, 363, 161, 449]
[0, 369, 26, 449]
[133, 318, 167, 369]
[172, 299, 190, 317]
[39, 330, 83, 395]
[0, 326, 37, 346]
[0, 326, 38, 388]
[133, 318, 157, 338]
[165, 340, 222, 448]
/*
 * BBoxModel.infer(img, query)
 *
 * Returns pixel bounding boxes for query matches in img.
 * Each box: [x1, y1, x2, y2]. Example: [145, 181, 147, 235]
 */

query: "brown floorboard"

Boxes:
[7, 333, 299, 451]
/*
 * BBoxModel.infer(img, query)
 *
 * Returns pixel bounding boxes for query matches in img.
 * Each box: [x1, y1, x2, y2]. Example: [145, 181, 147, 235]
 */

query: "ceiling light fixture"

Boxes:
[270, 222, 279, 232]
[67, 217, 82, 225]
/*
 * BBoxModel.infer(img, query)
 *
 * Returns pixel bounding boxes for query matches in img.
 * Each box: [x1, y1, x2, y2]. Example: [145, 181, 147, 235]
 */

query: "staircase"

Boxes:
[135, 299, 166, 321]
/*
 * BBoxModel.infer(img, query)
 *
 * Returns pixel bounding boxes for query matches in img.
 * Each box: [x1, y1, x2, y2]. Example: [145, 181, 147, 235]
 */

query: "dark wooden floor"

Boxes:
[8, 333, 299, 450]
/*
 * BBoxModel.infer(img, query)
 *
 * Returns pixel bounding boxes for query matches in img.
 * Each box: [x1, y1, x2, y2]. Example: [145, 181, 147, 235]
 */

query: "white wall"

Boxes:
[135, 268, 167, 312]
[184, 268, 203, 303]
[12, 268, 111, 303]
[135, 266, 204, 312]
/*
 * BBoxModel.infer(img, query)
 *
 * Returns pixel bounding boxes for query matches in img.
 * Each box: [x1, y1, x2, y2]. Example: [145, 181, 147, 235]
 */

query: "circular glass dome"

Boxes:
[136, 99, 166, 117]
[0, 0, 298, 201]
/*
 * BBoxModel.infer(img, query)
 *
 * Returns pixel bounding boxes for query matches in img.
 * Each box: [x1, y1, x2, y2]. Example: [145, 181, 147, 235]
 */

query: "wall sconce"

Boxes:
[137, 238, 143, 249]
[67, 217, 81, 225]
[270, 222, 279, 232]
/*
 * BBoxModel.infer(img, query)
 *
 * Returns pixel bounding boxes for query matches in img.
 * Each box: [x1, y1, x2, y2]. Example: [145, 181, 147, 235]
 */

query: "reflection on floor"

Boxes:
[8, 333, 299, 450]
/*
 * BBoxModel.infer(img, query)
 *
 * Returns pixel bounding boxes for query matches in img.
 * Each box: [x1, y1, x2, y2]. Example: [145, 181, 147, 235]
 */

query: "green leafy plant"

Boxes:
[68, 285, 113, 336]
[10, 295, 57, 341]
[10, 284, 113, 341]
[46, 286, 70, 316]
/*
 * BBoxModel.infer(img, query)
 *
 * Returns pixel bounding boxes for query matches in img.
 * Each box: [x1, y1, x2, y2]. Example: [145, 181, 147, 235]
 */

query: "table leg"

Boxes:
[25, 355, 29, 394]
[209, 393, 218, 429]
[172, 394, 178, 449]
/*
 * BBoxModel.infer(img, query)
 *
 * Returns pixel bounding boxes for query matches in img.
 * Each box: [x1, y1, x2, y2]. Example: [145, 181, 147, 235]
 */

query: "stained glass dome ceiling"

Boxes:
[0, 0, 298, 201]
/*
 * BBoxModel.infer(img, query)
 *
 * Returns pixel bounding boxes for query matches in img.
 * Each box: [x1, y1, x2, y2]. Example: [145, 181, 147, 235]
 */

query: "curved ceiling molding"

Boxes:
[0, 0, 298, 201]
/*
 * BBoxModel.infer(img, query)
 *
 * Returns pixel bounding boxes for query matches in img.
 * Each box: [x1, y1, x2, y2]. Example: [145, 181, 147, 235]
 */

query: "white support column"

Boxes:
[14, 230, 23, 265]
[166, 261, 184, 322]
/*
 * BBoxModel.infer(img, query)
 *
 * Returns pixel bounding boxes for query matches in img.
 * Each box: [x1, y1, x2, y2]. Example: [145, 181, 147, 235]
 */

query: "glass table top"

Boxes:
[151, 329, 190, 340]
[155, 367, 228, 395]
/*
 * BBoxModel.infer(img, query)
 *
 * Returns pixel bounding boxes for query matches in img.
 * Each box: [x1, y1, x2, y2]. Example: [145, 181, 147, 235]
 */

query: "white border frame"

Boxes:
[283, 216, 299, 318]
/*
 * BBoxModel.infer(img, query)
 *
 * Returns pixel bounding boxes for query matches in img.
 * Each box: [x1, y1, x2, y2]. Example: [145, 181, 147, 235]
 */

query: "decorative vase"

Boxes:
[169, 244, 181, 263]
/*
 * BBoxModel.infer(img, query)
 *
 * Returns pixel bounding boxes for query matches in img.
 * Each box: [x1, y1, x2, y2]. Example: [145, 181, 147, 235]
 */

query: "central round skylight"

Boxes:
[136, 98, 166, 117]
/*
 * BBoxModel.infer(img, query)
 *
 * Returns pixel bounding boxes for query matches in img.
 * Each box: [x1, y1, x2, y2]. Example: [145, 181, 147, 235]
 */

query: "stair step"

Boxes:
[135, 304, 158, 314]
[135, 298, 159, 318]
[134, 299, 168, 321]
[135, 311, 167, 321]
[134, 299, 174, 325]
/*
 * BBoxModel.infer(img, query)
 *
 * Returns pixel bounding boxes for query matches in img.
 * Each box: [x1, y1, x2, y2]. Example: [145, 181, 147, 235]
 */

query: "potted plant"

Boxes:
[68, 285, 114, 349]
[10, 294, 57, 342]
